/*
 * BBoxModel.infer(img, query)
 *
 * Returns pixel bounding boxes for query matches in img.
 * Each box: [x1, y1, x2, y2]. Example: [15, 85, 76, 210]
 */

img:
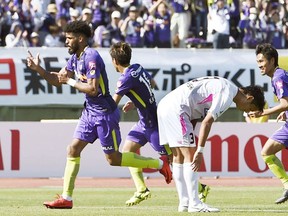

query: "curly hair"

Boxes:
[63, 21, 92, 38]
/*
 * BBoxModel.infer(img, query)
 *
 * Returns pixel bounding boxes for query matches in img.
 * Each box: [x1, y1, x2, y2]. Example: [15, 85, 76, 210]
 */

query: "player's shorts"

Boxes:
[126, 121, 169, 155]
[270, 122, 288, 148]
[157, 100, 196, 148]
[73, 108, 121, 154]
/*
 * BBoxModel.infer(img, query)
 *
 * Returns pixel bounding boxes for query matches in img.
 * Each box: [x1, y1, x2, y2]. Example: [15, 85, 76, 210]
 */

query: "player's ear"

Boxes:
[247, 95, 254, 102]
[112, 58, 118, 65]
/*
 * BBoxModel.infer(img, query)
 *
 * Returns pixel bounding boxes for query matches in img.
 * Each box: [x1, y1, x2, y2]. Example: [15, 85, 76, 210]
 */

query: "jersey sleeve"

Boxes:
[273, 75, 288, 100]
[115, 75, 134, 96]
[84, 52, 100, 80]
[208, 89, 234, 120]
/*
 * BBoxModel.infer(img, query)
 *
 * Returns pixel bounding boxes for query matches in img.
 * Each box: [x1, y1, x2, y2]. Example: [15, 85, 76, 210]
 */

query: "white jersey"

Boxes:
[161, 76, 238, 121]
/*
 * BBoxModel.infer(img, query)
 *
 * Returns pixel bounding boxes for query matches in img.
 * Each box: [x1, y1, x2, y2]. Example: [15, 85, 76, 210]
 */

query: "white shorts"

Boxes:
[157, 99, 196, 148]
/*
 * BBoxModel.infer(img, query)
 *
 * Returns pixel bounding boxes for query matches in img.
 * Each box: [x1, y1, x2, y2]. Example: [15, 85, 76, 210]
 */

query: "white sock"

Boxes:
[183, 162, 201, 207]
[61, 194, 72, 201]
[172, 163, 189, 206]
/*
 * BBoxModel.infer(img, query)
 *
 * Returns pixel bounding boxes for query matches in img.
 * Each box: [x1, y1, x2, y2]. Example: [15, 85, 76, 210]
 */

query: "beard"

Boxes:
[67, 42, 79, 55]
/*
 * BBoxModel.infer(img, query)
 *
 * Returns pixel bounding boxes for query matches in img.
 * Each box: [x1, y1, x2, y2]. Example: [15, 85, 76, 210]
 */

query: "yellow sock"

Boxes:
[263, 155, 288, 189]
[121, 152, 160, 169]
[63, 157, 80, 197]
[129, 167, 147, 192]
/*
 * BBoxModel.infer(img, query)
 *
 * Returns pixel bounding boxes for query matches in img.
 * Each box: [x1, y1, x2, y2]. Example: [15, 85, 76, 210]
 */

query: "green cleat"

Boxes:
[199, 184, 210, 203]
[126, 188, 151, 206]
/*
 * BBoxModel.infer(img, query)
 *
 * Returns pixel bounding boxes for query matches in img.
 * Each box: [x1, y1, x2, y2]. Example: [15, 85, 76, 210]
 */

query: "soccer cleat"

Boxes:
[275, 189, 288, 204]
[199, 183, 210, 203]
[43, 194, 73, 209]
[125, 188, 151, 206]
[188, 203, 220, 212]
[159, 155, 172, 184]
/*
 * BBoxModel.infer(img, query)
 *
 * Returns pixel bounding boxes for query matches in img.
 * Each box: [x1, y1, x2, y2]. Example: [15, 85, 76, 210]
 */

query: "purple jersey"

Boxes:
[272, 68, 288, 117]
[170, 0, 187, 13]
[115, 64, 157, 128]
[155, 11, 171, 44]
[66, 47, 117, 114]
[270, 67, 288, 147]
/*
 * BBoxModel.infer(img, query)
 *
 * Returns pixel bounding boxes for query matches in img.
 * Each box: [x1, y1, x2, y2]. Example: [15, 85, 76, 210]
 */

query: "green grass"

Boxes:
[0, 186, 287, 216]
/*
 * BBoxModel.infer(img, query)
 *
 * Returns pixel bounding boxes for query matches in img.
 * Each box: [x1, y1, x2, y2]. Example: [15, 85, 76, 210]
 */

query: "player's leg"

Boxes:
[100, 109, 172, 183]
[261, 137, 288, 204]
[171, 147, 189, 212]
[122, 138, 150, 206]
[43, 139, 89, 209]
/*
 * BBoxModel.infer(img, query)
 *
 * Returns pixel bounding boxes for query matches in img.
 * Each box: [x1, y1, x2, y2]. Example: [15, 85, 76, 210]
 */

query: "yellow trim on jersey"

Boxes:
[112, 129, 118, 151]
[129, 90, 146, 108]
[99, 74, 106, 95]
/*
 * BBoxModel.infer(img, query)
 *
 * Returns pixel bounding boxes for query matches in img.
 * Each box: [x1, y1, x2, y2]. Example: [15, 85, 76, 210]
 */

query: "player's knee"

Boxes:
[105, 152, 121, 166]
[262, 154, 274, 164]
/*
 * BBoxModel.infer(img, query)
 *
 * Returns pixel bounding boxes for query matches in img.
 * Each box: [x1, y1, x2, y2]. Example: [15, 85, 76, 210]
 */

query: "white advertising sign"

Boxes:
[0, 122, 287, 178]
[1, 47, 288, 107]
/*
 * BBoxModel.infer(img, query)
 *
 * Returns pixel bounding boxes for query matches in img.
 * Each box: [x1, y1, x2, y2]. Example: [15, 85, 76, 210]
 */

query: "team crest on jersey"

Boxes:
[276, 81, 283, 89]
[89, 61, 96, 69]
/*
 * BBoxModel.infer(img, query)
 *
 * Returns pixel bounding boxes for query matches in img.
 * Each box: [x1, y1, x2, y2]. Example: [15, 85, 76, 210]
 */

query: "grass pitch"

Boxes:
[0, 186, 288, 216]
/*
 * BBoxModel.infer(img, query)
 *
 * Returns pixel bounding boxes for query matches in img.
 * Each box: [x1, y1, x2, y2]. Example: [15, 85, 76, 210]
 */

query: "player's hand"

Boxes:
[276, 111, 286, 122]
[26, 50, 40, 71]
[122, 101, 135, 113]
[192, 152, 203, 172]
[248, 110, 263, 118]
[50, 70, 69, 84]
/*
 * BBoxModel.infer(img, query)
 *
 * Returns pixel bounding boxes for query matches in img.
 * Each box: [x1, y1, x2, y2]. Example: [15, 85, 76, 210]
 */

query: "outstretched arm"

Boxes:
[26, 50, 62, 87]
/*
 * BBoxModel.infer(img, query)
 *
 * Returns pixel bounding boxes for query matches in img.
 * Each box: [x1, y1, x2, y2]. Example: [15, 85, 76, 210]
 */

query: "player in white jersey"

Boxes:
[157, 76, 266, 212]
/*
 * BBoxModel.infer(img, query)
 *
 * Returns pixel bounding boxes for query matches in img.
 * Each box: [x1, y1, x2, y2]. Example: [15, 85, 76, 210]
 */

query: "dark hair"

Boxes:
[241, 85, 265, 111]
[63, 20, 92, 38]
[255, 43, 278, 67]
[109, 42, 132, 66]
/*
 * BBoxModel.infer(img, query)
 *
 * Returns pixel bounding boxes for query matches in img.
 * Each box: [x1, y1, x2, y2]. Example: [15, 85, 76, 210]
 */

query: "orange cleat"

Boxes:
[43, 194, 73, 209]
[159, 155, 172, 184]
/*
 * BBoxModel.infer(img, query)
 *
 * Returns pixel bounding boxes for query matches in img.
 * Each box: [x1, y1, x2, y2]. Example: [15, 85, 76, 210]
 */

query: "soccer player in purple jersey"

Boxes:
[251, 43, 288, 204]
[109, 42, 210, 206]
[26, 21, 171, 209]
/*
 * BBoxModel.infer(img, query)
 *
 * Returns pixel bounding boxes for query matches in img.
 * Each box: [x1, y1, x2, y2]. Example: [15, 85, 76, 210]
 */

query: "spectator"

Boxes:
[149, 0, 171, 48]
[38, 3, 58, 46]
[29, 31, 41, 47]
[120, 6, 144, 48]
[242, 7, 264, 48]
[170, 0, 190, 48]
[43, 24, 64, 47]
[142, 16, 155, 47]
[91, 0, 109, 30]
[69, 8, 80, 22]
[5, 21, 29, 47]
[208, 0, 230, 49]
[81, 8, 93, 27]
[106, 10, 124, 45]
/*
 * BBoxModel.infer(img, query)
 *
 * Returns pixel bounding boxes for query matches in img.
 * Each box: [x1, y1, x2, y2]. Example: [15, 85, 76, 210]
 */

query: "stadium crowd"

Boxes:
[1, 0, 288, 49]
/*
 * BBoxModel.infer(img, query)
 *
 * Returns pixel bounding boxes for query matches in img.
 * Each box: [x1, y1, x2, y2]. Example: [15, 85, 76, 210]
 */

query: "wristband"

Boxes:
[67, 78, 76, 87]
[197, 146, 204, 153]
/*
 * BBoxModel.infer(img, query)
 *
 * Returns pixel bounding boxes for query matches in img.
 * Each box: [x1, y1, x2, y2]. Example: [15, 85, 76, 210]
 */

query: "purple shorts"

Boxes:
[127, 121, 169, 155]
[271, 122, 288, 148]
[73, 108, 121, 154]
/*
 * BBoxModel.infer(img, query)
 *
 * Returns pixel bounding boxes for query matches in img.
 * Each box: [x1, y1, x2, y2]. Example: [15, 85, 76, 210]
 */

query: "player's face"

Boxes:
[256, 53, 275, 77]
[65, 32, 80, 55]
[237, 101, 258, 113]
